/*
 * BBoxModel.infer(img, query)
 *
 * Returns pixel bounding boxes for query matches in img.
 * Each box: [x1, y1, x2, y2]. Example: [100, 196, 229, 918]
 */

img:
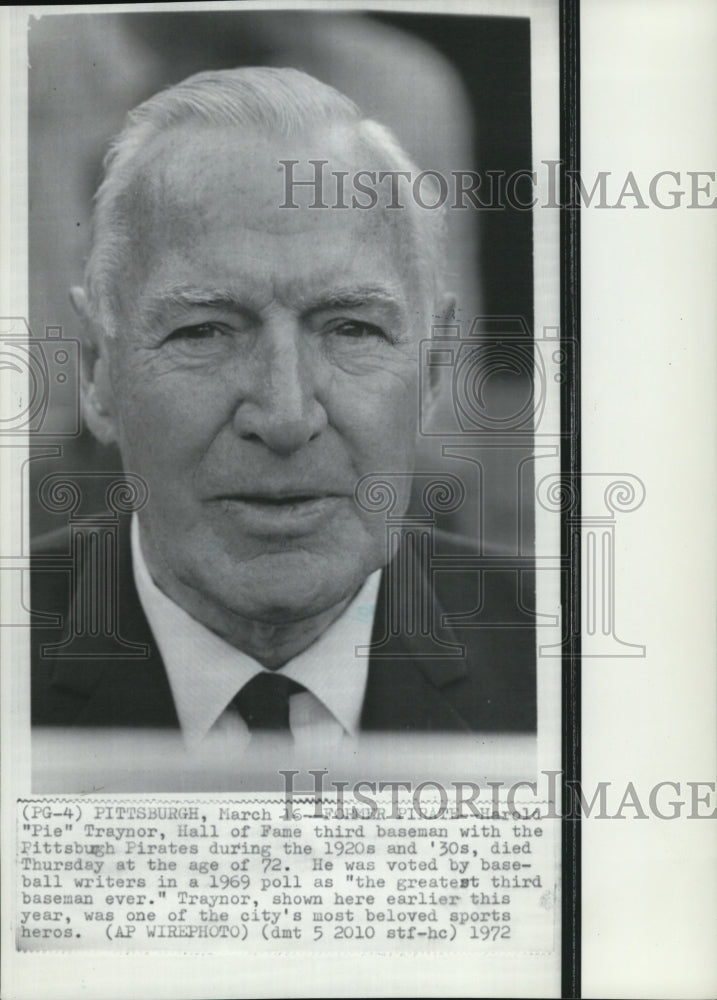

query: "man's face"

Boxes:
[94, 124, 435, 627]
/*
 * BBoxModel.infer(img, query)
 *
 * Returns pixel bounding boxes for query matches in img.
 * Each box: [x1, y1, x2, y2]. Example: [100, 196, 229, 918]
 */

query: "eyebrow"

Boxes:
[138, 287, 253, 330]
[139, 282, 408, 331]
[295, 285, 408, 325]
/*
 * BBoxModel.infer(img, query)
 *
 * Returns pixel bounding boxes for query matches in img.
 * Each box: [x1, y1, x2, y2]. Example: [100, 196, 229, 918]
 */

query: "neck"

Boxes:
[140, 557, 356, 671]
[196, 594, 355, 669]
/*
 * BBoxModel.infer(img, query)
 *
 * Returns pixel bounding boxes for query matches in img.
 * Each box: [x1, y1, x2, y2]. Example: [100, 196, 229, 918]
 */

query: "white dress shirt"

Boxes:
[130, 517, 380, 755]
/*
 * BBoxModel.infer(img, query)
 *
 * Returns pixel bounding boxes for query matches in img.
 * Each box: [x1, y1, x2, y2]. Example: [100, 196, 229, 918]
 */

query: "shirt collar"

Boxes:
[130, 516, 379, 747]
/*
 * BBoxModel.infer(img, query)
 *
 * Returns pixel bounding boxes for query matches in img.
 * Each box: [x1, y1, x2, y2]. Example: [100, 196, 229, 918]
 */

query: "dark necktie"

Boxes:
[234, 672, 305, 732]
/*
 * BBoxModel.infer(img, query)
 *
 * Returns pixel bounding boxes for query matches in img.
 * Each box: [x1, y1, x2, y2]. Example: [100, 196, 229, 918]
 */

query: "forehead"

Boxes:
[118, 123, 417, 298]
[142, 123, 375, 220]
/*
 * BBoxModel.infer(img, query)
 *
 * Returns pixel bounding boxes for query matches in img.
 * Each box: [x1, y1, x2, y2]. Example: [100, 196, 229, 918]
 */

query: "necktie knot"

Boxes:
[234, 672, 305, 732]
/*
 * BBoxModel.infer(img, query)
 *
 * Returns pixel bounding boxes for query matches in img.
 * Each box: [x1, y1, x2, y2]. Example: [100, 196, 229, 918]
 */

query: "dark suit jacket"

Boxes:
[31, 517, 535, 734]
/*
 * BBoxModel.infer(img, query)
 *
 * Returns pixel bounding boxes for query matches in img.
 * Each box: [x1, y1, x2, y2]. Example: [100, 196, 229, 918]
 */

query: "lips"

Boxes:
[215, 490, 346, 505]
[209, 491, 348, 535]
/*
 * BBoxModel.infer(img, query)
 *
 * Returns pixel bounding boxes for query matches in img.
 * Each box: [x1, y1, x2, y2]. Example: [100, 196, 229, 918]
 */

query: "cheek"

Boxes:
[328, 369, 420, 463]
[109, 364, 220, 477]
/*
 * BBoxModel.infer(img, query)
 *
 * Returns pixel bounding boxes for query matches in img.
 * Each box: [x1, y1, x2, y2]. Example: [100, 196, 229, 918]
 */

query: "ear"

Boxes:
[69, 287, 119, 446]
[420, 292, 457, 424]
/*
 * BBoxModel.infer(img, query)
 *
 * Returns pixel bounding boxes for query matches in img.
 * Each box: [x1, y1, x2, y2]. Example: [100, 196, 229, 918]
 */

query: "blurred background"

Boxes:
[28, 9, 534, 551]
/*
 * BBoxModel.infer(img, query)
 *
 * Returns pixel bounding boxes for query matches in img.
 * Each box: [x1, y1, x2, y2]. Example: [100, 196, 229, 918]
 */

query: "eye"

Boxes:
[330, 320, 387, 340]
[165, 323, 227, 343]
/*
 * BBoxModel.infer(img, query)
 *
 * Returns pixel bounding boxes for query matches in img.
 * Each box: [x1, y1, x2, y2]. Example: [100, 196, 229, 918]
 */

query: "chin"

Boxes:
[195, 546, 381, 624]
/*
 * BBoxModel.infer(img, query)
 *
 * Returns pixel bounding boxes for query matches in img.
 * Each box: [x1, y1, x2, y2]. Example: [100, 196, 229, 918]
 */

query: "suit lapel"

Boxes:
[46, 516, 179, 728]
[361, 532, 476, 733]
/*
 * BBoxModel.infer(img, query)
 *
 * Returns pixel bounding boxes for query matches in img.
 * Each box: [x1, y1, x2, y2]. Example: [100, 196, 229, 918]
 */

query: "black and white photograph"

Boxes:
[24, 5, 562, 795]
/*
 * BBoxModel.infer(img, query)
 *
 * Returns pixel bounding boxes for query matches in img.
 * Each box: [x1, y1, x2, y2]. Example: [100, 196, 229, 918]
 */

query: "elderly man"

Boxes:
[31, 67, 534, 757]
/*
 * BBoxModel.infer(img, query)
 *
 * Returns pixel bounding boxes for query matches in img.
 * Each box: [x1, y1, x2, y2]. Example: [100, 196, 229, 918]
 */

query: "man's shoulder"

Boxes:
[30, 524, 76, 620]
[415, 526, 536, 734]
[30, 516, 178, 729]
[426, 527, 530, 615]
[432, 526, 479, 555]
[430, 526, 515, 558]
[31, 523, 72, 557]
[30, 518, 133, 614]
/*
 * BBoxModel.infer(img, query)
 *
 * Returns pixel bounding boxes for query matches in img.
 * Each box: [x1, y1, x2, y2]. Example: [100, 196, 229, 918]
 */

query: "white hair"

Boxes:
[84, 66, 447, 335]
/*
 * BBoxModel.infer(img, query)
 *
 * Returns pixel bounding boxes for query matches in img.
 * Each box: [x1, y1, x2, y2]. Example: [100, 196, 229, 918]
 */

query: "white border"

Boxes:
[580, 1, 717, 996]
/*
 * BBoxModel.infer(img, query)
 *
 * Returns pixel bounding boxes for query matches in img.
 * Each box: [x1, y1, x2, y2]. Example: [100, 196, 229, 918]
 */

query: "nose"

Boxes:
[232, 321, 328, 455]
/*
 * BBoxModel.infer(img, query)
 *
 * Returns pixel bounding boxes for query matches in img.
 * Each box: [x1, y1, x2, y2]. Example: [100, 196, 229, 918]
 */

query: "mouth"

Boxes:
[210, 492, 347, 535]
[217, 491, 343, 506]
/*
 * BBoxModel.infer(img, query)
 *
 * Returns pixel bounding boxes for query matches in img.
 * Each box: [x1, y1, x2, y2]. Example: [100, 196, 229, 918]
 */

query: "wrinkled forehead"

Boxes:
[122, 121, 415, 254]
